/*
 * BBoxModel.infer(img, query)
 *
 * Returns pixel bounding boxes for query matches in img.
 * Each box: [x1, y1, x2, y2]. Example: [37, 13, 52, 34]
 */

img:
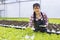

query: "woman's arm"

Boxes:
[43, 13, 48, 26]
[28, 15, 34, 27]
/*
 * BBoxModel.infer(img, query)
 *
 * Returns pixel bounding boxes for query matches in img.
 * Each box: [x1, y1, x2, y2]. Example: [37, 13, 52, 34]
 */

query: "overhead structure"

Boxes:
[0, 0, 41, 18]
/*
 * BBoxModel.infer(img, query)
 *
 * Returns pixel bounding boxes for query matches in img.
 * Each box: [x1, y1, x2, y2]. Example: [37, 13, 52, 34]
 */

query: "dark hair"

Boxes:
[33, 3, 40, 8]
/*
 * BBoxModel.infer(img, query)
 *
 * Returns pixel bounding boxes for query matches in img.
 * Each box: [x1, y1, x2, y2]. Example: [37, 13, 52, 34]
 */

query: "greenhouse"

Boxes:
[0, 0, 60, 40]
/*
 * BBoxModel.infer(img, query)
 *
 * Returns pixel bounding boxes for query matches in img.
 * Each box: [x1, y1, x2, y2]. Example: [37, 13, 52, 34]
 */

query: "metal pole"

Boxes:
[40, 0, 41, 10]
[19, 1, 20, 17]
[16, 0, 20, 18]
[2, 1, 5, 18]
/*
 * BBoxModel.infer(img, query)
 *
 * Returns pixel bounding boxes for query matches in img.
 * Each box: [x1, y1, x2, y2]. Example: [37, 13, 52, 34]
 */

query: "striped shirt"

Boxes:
[29, 12, 48, 27]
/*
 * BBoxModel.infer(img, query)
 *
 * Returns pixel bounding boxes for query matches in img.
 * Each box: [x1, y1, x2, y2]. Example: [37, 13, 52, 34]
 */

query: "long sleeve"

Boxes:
[43, 13, 48, 26]
[28, 15, 34, 27]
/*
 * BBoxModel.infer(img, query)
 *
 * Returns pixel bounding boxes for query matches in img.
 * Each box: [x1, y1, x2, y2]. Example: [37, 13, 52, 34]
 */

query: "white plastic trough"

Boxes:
[47, 29, 60, 34]
[0, 24, 26, 29]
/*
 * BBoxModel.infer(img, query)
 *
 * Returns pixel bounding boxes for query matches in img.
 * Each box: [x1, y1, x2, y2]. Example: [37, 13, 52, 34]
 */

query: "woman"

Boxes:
[29, 3, 48, 32]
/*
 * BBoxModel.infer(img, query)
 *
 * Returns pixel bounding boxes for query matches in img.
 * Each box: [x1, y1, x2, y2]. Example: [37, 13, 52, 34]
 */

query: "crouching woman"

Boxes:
[29, 3, 48, 32]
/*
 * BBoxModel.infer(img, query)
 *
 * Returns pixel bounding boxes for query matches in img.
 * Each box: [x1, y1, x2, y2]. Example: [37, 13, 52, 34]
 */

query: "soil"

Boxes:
[0, 20, 28, 26]
[47, 23, 60, 31]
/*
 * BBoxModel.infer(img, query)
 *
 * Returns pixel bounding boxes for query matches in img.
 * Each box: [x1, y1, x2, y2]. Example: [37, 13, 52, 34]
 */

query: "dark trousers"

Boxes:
[34, 19, 47, 32]
[34, 27, 47, 32]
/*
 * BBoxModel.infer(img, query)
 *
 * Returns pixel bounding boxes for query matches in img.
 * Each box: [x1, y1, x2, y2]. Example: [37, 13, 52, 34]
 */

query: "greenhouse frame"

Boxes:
[0, 0, 40, 18]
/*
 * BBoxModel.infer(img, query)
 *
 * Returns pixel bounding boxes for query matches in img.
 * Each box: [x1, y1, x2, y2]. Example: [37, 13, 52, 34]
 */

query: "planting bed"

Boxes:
[0, 20, 60, 33]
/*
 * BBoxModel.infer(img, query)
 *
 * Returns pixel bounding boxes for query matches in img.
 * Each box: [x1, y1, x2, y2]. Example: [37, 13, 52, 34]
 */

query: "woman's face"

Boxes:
[33, 6, 40, 13]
